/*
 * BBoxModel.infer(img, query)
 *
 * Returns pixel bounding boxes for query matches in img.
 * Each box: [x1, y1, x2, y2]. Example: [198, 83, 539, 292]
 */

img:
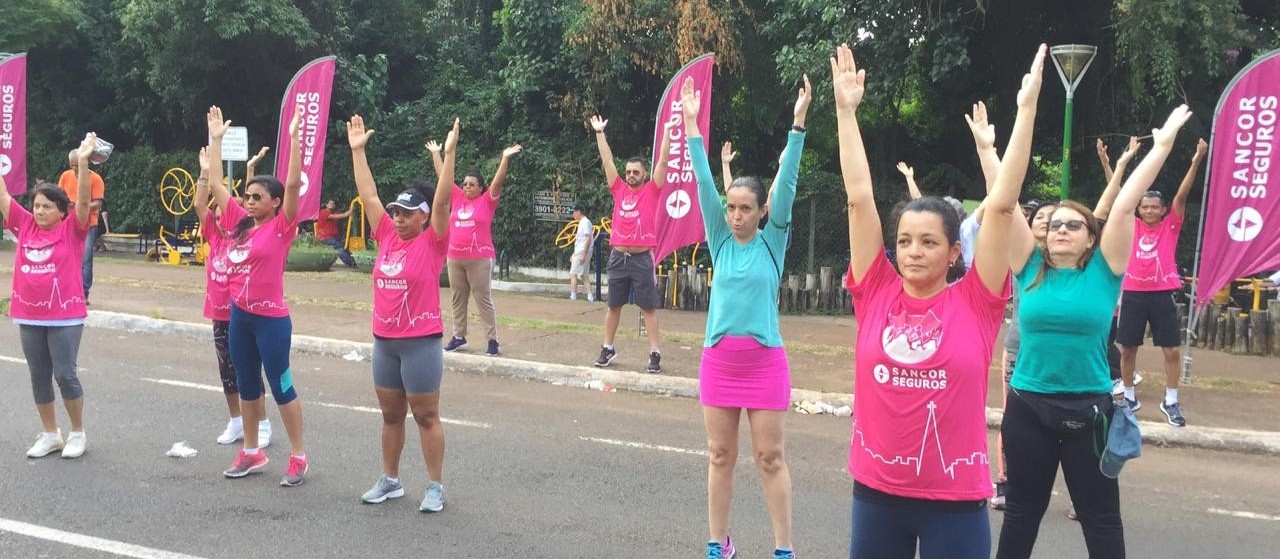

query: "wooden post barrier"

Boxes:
[1270, 300, 1280, 356]
[1250, 310, 1268, 356]
[1233, 313, 1249, 354]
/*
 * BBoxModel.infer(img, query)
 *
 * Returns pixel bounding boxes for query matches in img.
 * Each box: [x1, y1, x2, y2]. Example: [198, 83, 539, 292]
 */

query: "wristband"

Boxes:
[791, 125, 807, 133]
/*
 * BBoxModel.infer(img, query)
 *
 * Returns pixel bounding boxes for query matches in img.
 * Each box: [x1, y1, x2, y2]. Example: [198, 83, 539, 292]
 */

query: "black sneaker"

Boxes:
[486, 340, 500, 356]
[594, 346, 616, 367]
[1125, 397, 1141, 413]
[646, 351, 662, 374]
[444, 336, 467, 352]
[1160, 401, 1187, 427]
[991, 480, 1007, 511]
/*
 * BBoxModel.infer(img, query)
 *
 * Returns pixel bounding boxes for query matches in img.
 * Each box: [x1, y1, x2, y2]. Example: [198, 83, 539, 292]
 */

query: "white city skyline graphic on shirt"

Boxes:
[12, 277, 85, 312]
[854, 400, 988, 479]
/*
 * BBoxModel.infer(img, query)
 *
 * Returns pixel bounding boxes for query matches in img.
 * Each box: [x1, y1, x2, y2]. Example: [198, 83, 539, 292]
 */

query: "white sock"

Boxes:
[68, 431, 84, 437]
[259, 419, 270, 426]
[1123, 387, 1136, 400]
[229, 416, 243, 427]
[386, 476, 399, 484]
[1165, 388, 1178, 405]
[243, 447, 260, 455]
[604, 345, 614, 351]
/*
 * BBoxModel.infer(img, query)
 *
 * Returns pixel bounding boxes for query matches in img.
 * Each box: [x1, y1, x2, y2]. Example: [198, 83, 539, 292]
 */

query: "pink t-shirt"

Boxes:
[371, 217, 449, 338]
[608, 177, 660, 248]
[6, 199, 89, 322]
[846, 255, 1009, 501]
[447, 185, 499, 259]
[1123, 212, 1184, 291]
[201, 210, 233, 322]
[218, 201, 297, 318]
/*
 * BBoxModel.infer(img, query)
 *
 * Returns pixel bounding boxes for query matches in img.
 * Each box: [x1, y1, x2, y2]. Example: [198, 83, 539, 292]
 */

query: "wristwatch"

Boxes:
[791, 125, 807, 133]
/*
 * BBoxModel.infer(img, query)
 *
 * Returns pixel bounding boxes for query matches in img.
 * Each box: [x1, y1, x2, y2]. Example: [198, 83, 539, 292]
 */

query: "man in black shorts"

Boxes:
[587, 115, 673, 373]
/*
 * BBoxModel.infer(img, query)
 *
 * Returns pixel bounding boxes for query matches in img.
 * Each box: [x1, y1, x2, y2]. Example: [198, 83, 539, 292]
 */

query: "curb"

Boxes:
[86, 310, 1280, 457]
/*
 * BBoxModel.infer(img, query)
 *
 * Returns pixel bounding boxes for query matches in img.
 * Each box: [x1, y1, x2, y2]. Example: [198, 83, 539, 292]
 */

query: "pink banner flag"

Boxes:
[274, 56, 336, 222]
[0, 53, 27, 196]
[652, 53, 714, 265]
[1194, 49, 1280, 306]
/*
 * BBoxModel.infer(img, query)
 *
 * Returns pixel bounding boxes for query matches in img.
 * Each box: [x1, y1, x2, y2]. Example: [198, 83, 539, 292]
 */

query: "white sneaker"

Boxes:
[587, 293, 596, 303]
[258, 420, 272, 449]
[1134, 372, 1144, 386]
[61, 431, 86, 459]
[217, 419, 244, 445]
[1112, 378, 1124, 396]
[26, 431, 64, 458]
[569, 292, 578, 301]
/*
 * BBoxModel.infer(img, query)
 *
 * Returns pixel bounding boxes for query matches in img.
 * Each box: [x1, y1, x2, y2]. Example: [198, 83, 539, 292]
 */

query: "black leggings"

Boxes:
[997, 389, 1124, 558]
[212, 320, 238, 395]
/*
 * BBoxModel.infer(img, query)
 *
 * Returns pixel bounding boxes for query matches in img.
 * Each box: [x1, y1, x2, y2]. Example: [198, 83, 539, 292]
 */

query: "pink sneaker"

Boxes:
[281, 454, 309, 487]
[223, 449, 269, 478]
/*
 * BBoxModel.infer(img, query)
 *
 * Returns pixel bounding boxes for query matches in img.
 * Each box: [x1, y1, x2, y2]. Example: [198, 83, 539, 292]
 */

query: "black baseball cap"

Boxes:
[386, 190, 430, 212]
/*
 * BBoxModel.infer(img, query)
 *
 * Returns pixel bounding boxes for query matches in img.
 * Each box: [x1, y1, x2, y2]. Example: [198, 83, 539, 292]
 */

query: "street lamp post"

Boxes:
[1049, 44, 1098, 201]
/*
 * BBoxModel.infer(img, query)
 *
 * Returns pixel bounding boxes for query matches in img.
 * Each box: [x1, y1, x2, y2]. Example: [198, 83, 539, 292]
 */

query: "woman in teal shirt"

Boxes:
[679, 75, 809, 559]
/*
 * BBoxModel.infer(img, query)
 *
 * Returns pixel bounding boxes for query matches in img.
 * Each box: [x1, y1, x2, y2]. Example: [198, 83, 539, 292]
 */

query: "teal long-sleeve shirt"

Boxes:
[689, 131, 805, 347]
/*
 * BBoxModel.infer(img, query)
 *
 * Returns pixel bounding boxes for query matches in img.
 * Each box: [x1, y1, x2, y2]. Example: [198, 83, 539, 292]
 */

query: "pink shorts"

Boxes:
[699, 335, 791, 410]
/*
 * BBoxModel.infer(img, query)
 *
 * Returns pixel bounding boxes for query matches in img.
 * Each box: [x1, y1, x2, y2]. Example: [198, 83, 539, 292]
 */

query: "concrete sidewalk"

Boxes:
[2, 250, 1277, 434]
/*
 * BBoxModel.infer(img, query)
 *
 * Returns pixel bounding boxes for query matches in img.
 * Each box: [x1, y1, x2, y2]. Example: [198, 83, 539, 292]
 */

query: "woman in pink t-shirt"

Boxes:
[348, 115, 458, 512]
[833, 44, 1045, 558]
[427, 141, 521, 357]
[205, 105, 311, 486]
[2, 134, 97, 460]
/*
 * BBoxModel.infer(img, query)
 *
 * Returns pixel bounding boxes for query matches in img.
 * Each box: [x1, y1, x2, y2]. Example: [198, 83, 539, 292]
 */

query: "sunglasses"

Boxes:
[244, 193, 266, 202]
[1049, 219, 1087, 232]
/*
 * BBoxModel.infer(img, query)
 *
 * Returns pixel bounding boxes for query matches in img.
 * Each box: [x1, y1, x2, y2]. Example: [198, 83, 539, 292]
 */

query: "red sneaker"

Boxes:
[223, 449, 269, 478]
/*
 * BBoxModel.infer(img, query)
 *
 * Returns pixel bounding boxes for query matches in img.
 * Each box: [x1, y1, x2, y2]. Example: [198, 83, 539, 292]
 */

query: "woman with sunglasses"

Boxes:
[836, 42, 1044, 558]
[995, 105, 1191, 558]
[3, 134, 97, 459]
[206, 105, 311, 486]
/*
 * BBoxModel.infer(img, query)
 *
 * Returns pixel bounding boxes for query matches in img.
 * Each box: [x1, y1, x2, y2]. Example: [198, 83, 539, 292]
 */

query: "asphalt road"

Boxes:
[1, 326, 1277, 558]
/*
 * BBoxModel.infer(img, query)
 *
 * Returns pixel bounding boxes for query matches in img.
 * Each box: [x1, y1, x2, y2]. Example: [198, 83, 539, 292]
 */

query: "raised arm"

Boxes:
[245, 146, 269, 180]
[589, 115, 619, 186]
[831, 44, 881, 282]
[1100, 105, 1192, 274]
[1172, 138, 1207, 219]
[431, 119, 459, 237]
[965, 101, 1001, 193]
[346, 115, 386, 230]
[896, 162, 922, 200]
[488, 144, 522, 199]
[1092, 136, 1139, 220]
[281, 104, 304, 223]
[206, 106, 232, 211]
[72, 134, 95, 228]
[770, 74, 811, 228]
[425, 140, 444, 178]
[720, 141, 736, 191]
[194, 146, 211, 229]
[680, 77, 728, 245]
[652, 121, 674, 190]
[975, 44, 1045, 294]
[1097, 138, 1114, 184]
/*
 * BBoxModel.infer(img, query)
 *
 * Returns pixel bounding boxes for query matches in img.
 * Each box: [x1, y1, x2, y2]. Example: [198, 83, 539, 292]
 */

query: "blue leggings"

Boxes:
[850, 489, 990, 559]
[229, 305, 297, 404]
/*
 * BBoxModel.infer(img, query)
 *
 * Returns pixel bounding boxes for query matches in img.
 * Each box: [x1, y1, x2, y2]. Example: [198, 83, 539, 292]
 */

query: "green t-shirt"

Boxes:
[1011, 248, 1122, 394]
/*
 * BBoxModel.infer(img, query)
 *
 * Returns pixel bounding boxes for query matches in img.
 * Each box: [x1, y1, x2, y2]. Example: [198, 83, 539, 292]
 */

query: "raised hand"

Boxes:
[1194, 137, 1208, 161]
[502, 144, 523, 159]
[425, 140, 442, 154]
[247, 146, 269, 167]
[721, 141, 737, 163]
[589, 115, 608, 133]
[830, 43, 866, 111]
[794, 74, 813, 122]
[1117, 136, 1140, 164]
[287, 104, 305, 144]
[444, 118, 460, 153]
[896, 161, 914, 178]
[206, 106, 231, 139]
[1152, 105, 1193, 148]
[1096, 138, 1111, 163]
[679, 76, 701, 122]
[1016, 44, 1048, 109]
[346, 115, 375, 150]
[75, 133, 96, 162]
[964, 101, 996, 149]
[198, 146, 210, 172]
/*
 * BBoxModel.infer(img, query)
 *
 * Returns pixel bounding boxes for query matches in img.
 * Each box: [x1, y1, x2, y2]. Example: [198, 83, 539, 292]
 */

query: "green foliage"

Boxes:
[1114, 0, 1245, 106]
[97, 146, 195, 233]
[0, 0, 78, 52]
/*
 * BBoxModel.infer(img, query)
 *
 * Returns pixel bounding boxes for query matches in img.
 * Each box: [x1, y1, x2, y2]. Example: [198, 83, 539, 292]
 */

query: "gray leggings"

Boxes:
[372, 335, 444, 394]
[20, 324, 85, 404]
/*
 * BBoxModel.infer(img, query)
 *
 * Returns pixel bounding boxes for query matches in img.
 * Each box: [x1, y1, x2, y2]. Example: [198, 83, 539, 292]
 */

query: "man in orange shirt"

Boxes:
[58, 150, 106, 302]
[316, 199, 356, 268]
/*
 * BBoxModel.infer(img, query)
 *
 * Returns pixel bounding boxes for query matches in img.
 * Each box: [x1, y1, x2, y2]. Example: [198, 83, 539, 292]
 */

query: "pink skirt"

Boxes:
[699, 335, 791, 410]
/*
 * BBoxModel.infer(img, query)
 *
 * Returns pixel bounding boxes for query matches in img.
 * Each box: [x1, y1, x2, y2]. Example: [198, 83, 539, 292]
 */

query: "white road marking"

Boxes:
[1208, 508, 1280, 522]
[0, 517, 208, 559]
[140, 378, 491, 429]
[579, 436, 708, 456]
[1, 355, 28, 364]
